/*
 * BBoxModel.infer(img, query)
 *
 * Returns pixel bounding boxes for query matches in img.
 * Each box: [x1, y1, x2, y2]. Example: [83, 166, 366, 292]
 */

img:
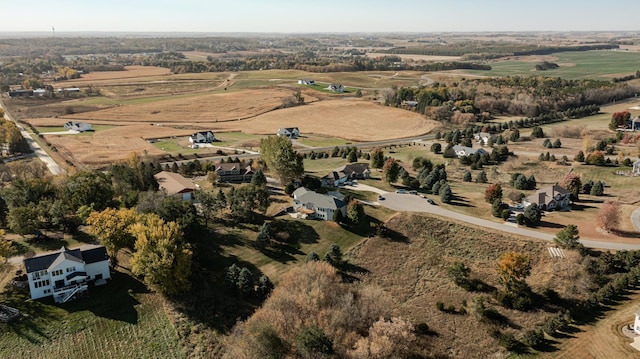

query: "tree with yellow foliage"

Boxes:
[130, 214, 192, 296]
[87, 208, 138, 259]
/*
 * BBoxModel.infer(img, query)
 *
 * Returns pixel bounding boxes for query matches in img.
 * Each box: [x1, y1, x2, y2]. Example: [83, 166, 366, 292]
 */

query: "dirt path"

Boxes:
[541, 290, 640, 359]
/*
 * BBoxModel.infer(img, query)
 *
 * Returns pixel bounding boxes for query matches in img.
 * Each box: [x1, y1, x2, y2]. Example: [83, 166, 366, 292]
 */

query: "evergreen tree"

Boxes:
[305, 251, 320, 262]
[440, 184, 453, 203]
[492, 198, 504, 218]
[370, 148, 385, 169]
[590, 181, 604, 196]
[554, 224, 581, 249]
[257, 274, 274, 298]
[347, 150, 358, 163]
[475, 170, 488, 183]
[251, 169, 267, 187]
[523, 204, 542, 226]
[256, 222, 272, 248]
[463, 171, 472, 182]
[237, 267, 254, 295]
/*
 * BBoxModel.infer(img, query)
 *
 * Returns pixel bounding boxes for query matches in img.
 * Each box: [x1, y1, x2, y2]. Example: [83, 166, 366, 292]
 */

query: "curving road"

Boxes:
[345, 184, 640, 251]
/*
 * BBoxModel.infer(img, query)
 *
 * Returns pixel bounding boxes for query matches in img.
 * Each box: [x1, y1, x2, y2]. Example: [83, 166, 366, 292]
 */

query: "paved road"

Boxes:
[345, 185, 640, 251]
[631, 207, 640, 232]
[0, 98, 66, 175]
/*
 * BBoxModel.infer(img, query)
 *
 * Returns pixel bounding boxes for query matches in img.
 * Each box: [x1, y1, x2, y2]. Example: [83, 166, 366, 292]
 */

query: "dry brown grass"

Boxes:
[212, 99, 438, 141]
[63, 88, 306, 124]
[541, 289, 640, 359]
[54, 66, 171, 87]
[349, 213, 590, 358]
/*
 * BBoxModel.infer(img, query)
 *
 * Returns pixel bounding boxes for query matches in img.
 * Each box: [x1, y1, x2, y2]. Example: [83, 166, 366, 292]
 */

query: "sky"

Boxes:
[1, 0, 639, 33]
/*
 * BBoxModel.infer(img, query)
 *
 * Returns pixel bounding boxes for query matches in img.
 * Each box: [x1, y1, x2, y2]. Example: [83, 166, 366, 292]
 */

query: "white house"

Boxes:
[473, 132, 494, 145]
[633, 159, 640, 175]
[321, 163, 371, 187]
[327, 84, 344, 93]
[189, 131, 216, 144]
[298, 79, 315, 85]
[634, 309, 640, 334]
[522, 184, 571, 211]
[154, 171, 196, 201]
[277, 127, 300, 139]
[63, 121, 92, 132]
[452, 145, 486, 157]
[292, 187, 347, 221]
[23, 245, 110, 303]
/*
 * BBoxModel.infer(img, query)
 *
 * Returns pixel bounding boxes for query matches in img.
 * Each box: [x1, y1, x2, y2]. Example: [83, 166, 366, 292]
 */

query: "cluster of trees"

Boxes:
[609, 110, 632, 130]
[260, 136, 304, 185]
[542, 138, 562, 148]
[534, 61, 559, 71]
[511, 173, 536, 191]
[0, 118, 31, 156]
[381, 43, 618, 57]
[88, 208, 192, 295]
[222, 262, 423, 358]
[612, 70, 640, 83]
[224, 264, 273, 299]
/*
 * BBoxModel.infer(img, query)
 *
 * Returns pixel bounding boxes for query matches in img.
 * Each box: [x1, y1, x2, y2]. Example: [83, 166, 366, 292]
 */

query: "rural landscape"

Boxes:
[1, 28, 640, 359]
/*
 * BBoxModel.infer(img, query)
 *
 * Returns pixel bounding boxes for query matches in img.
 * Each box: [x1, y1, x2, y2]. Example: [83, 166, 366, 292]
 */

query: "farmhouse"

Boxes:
[452, 145, 486, 157]
[277, 127, 300, 139]
[23, 245, 110, 303]
[633, 159, 640, 175]
[64, 121, 92, 132]
[298, 79, 315, 85]
[522, 184, 571, 211]
[57, 87, 81, 94]
[154, 171, 196, 201]
[321, 163, 371, 187]
[473, 132, 495, 145]
[189, 131, 216, 144]
[634, 309, 640, 334]
[292, 187, 347, 221]
[214, 162, 255, 182]
[327, 84, 344, 93]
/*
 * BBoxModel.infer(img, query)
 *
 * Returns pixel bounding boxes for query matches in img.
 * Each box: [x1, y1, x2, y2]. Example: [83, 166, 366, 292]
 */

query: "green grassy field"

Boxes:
[296, 135, 353, 148]
[0, 269, 184, 359]
[465, 50, 640, 80]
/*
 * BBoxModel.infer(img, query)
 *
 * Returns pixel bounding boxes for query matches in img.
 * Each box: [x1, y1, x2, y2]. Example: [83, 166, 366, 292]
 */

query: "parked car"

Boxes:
[395, 189, 407, 194]
[409, 190, 418, 195]
[427, 198, 435, 205]
[378, 195, 385, 200]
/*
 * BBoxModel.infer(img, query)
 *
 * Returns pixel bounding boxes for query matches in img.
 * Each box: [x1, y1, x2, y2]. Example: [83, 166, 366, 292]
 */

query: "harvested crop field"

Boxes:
[54, 66, 172, 86]
[213, 99, 438, 141]
[62, 88, 316, 124]
[45, 125, 176, 166]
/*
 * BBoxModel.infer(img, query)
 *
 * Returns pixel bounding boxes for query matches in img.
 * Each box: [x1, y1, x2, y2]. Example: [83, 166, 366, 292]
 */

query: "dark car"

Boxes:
[378, 195, 385, 200]
[427, 198, 435, 205]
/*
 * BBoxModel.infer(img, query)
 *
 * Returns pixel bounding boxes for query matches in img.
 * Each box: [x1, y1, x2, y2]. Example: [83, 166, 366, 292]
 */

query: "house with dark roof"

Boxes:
[327, 84, 344, 93]
[64, 121, 92, 132]
[321, 163, 371, 187]
[292, 187, 347, 221]
[214, 162, 255, 182]
[23, 245, 110, 303]
[189, 131, 216, 144]
[522, 184, 571, 211]
[452, 145, 487, 158]
[277, 127, 300, 139]
[154, 171, 196, 201]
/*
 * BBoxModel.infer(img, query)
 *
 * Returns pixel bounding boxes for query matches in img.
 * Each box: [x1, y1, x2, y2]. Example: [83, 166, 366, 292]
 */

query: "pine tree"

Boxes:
[492, 198, 504, 218]
[256, 222, 272, 248]
[251, 169, 267, 187]
[554, 224, 580, 249]
[463, 171, 472, 182]
[237, 267, 254, 295]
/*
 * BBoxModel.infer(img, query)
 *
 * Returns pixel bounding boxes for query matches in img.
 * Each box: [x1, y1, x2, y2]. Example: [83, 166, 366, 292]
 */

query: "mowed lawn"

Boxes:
[465, 50, 640, 80]
[0, 268, 184, 359]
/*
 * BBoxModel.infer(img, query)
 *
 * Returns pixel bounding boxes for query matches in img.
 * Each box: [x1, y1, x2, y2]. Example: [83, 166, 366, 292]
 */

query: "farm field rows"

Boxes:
[465, 50, 640, 79]
[0, 271, 184, 359]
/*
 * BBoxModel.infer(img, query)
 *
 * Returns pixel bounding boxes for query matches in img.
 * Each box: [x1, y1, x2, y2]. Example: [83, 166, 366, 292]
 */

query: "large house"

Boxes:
[214, 162, 255, 182]
[23, 245, 110, 303]
[452, 145, 487, 157]
[522, 184, 571, 211]
[321, 163, 371, 187]
[327, 84, 344, 93]
[154, 171, 196, 201]
[634, 309, 640, 334]
[277, 127, 300, 139]
[633, 159, 640, 175]
[64, 121, 92, 132]
[298, 79, 315, 85]
[473, 132, 495, 145]
[189, 131, 216, 144]
[292, 187, 347, 221]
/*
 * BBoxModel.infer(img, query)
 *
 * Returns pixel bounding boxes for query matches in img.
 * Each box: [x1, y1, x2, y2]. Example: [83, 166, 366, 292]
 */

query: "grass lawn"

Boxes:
[0, 267, 184, 359]
[296, 135, 353, 148]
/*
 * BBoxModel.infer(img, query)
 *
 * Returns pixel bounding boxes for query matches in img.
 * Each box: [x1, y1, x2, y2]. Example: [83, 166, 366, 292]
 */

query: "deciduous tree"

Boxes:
[260, 135, 304, 184]
[87, 207, 138, 258]
[597, 200, 620, 231]
[130, 214, 192, 296]
[381, 158, 401, 184]
[485, 183, 503, 203]
[497, 251, 531, 292]
[346, 199, 365, 225]
[560, 172, 581, 201]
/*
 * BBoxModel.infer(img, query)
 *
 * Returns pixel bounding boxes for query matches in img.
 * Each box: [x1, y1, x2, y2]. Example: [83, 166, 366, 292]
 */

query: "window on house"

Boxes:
[44, 289, 51, 294]
[66, 266, 76, 273]
[52, 269, 63, 276]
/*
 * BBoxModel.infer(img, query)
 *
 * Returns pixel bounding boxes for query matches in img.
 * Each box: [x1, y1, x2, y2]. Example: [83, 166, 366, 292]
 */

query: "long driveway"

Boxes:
[345, 185, 640, 251]
[0, 98, 65, 175]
